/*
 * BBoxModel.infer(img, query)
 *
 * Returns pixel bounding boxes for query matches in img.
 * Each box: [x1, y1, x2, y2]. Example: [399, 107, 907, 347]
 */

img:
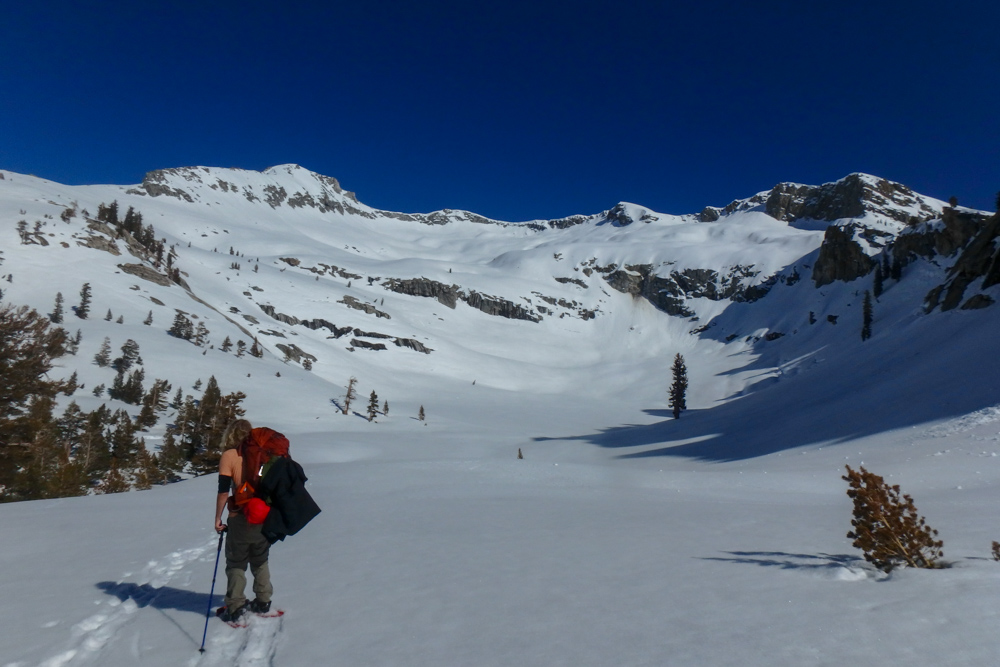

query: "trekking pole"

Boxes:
[199, 526, 227, 653]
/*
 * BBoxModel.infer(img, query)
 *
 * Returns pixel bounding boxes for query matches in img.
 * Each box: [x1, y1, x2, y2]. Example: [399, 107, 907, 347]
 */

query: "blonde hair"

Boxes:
[221, 419, 253, 451]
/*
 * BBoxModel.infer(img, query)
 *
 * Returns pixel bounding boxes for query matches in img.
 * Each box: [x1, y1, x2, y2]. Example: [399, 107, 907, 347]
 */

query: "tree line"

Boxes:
[0, 301, 246, 502]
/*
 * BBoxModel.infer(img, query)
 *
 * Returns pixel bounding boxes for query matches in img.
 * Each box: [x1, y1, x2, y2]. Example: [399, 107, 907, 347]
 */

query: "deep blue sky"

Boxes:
[2, 1, 997, 221]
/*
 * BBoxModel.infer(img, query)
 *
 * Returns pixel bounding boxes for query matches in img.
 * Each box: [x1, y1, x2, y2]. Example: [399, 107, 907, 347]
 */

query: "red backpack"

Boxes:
[233, 427, 290, 521]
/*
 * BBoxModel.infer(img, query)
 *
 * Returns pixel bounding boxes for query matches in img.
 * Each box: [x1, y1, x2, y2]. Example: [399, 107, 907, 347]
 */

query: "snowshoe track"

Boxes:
[193, 612, 283, 667]
[35, 536, 217, 667]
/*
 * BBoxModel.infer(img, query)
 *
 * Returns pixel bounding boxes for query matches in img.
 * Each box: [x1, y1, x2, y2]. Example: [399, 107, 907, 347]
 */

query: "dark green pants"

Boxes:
[224, 512, 272, 610]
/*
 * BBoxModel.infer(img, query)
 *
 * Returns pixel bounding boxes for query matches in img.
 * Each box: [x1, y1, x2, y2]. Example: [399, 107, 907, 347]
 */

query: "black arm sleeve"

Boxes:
[218, 474, 232, 494]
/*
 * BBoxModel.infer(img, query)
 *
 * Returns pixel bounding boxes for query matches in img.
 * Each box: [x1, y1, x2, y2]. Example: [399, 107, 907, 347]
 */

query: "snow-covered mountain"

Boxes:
[2, 164, 988, 404]
[3, 165, 1000, 666]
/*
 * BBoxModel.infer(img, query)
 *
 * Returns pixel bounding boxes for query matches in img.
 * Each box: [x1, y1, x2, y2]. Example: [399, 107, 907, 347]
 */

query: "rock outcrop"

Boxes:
[924, 213, 1000, 312]
[811, 225, 875, 287]
[602, 264, 770, 316]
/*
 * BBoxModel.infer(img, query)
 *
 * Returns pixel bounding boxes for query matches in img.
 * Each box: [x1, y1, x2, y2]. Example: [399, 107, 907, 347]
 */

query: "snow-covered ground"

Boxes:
[1, 167, 998, 666]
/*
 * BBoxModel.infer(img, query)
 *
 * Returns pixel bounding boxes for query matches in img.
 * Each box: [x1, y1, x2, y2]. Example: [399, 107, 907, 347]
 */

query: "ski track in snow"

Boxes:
[35, 537, 218, 667]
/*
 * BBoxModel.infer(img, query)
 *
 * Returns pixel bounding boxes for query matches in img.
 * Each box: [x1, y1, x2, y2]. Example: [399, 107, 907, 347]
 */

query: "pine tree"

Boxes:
[63, 371, 78, 395]
[0, 304, 69, 470]
[94, 337, 112, 367]
[843, 465, 943, 571]
[669, 353, 688, 419]
[343, 377, 358, 415]
[116, 315, 123, 324]
[68, 329, 81, 355]
[112, 339, 140, 372]
[872, 265, 883, 298]
[383, 400, 388, 416]
[236, 340, 246, 358]
[104, 309, 113, 321]
[249, 337, 263, 358]
[77, 283, 91, 319]
[862, 290, 873, 341]
[220, 336, 233, 352]
[194, 322, 210, 347]
[418, 405, 425, 421]
[169, 312, 194, 340]
[51, 292, 64, 323]
[367, 390, 379, 422]
[143, 310, 153, 325]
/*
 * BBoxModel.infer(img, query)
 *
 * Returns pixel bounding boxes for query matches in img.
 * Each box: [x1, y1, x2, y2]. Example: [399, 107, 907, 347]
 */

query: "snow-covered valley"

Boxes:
[1, 165, 999, 666]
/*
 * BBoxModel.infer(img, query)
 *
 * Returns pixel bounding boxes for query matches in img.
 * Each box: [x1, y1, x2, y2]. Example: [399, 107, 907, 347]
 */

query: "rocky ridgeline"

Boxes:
[105, 164, 1000, 323]
[703, 173, 942, 225]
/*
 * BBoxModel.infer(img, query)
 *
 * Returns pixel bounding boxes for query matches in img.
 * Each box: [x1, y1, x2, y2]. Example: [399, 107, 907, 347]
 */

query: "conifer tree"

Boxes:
[236, 340, 247, 357]
[77, 283, 91, 319]
[116, 315, 123, 324]
[249, 337, 263, 358]
[873, 265, 883, 298]
[418, 405, 426, 421]
[170, 386, 183, 410]
[843, 465, 943, 571]
[143, 310, 153, 326]
[343, 377, 358, 415]
[194, 322, 210, 347]
[113, 339, 140, 372]
[220, 336, 233, 352]
[68, 329, 81, 355]
[862, 290, 873, 341]
[0, 304, 69, 466]
[669, 353, 688, 419]
[94, 337, 112, 367]
[367, 390, 379, 422]
[63, 371, 78, 395]
[104, 309, 113, 321]
[169, 312, 194, 340]
[383, 400, 388, 416]
[51, 292, 64, 323]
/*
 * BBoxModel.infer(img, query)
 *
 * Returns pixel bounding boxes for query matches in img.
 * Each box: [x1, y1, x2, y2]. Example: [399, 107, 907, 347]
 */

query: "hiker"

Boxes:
[214, 419, 272, 623]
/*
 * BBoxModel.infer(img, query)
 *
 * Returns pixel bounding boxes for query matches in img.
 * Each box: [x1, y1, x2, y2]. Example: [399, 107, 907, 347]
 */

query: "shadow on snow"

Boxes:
[534, 303, 1000, 462]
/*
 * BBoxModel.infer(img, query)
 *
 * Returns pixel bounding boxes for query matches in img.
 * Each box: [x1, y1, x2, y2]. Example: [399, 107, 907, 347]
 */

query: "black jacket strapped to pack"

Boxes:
[259, 456, 321, 544]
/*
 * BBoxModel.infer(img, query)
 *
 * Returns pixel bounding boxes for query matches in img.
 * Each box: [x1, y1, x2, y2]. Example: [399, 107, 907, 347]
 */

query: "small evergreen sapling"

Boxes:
[843, 465, 944, 571]
[367, 390, 379, 422]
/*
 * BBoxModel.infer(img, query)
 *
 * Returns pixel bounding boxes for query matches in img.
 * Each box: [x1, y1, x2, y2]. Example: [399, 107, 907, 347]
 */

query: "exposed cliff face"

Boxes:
[601, 264, 771, 317]
[384, 277, 541, 322]
[893, 207, 989, 263]
[811, 225, 876, 287]
[924, 212, 1000, 312]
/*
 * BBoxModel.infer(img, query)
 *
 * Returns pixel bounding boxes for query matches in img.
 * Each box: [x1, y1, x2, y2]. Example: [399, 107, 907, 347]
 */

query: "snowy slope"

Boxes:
[1, 166, 999, 666]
